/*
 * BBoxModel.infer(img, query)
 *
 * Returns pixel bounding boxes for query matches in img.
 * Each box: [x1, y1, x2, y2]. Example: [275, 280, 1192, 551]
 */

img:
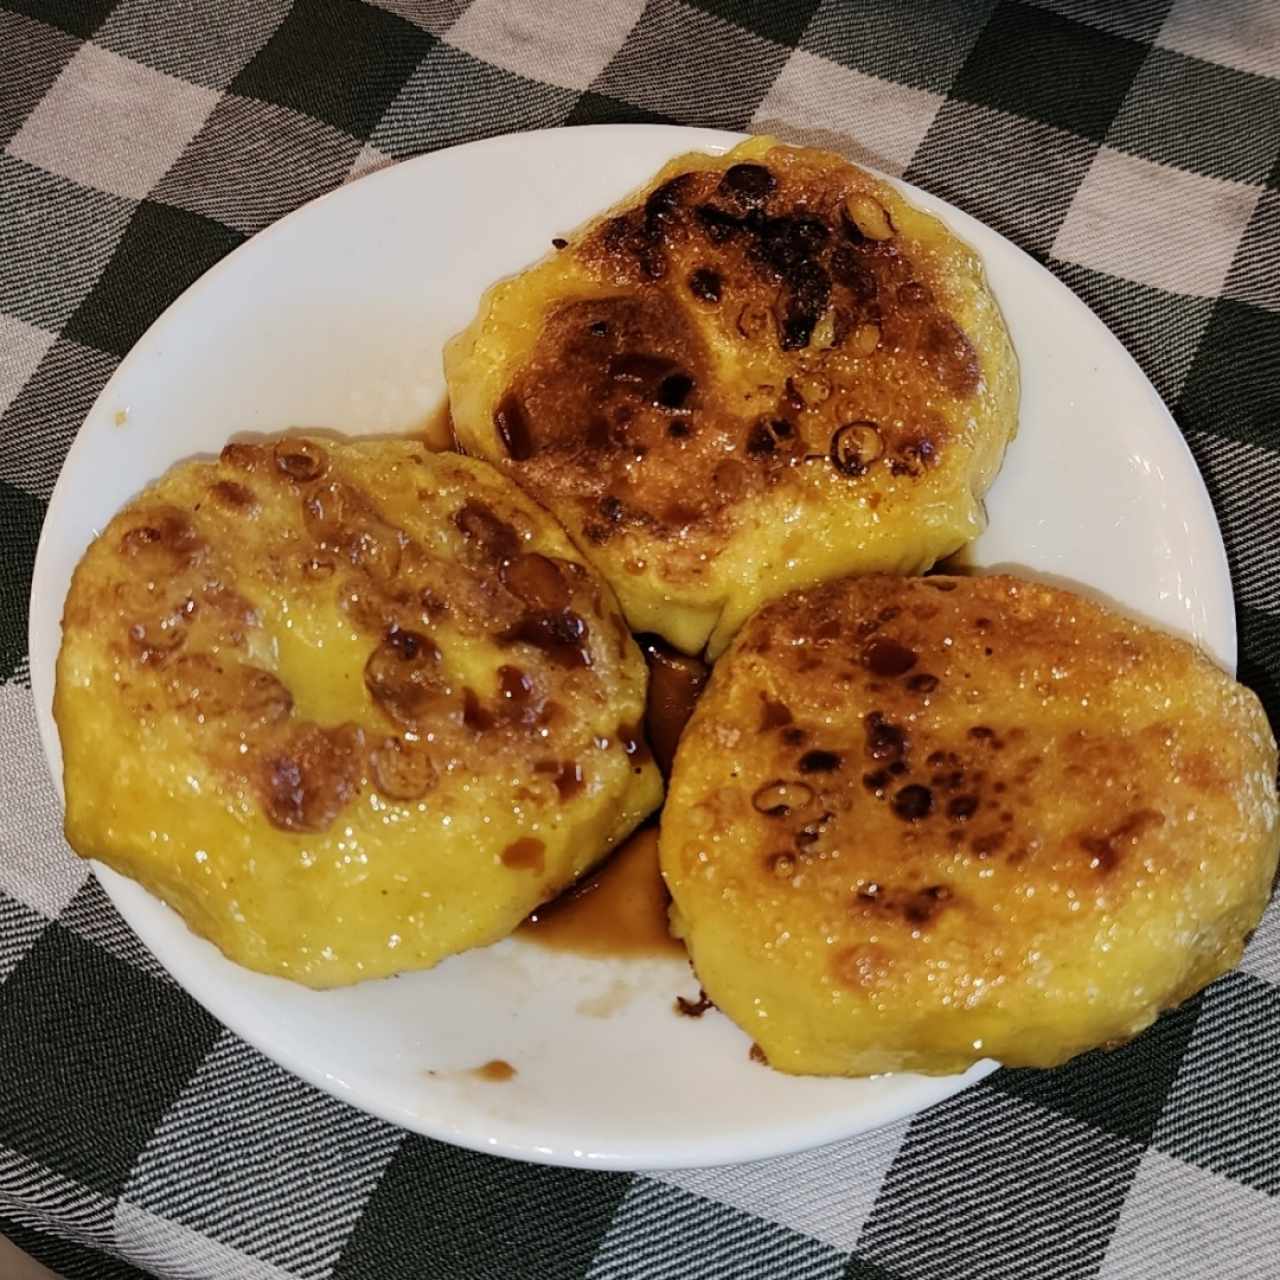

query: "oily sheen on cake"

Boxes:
[446, 137, 1018, 656]
[660, 574, 1279, 1075]
[55, 436, 662, 986]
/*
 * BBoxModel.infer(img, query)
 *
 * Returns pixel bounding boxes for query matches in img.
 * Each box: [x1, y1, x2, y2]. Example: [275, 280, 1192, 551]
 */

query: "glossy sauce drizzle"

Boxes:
[519, 827, 683, 958]
[471, 1059, 516, 1082]
[638, 634, 710, 777]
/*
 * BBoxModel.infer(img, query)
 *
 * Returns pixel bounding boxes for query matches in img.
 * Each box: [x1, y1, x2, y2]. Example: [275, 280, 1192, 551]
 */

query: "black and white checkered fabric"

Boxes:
[2, 2, 1278, 1277]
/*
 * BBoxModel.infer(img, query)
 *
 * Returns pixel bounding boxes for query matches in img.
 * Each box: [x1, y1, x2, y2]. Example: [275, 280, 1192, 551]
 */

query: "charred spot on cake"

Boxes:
[608, 351, 678, 388]
[891, 784, 933, 821]
[854, 603, 899, 641]
[831, 943, 894, 992]
[1079, 809, 1166, 873]
[498, 663, 535, 708]
[462, 687, 497, 732]
[125, 609, 189, 666]
[752, 779, 815, 818]
[898, 281, 933, 308]
[273, 438, 329, 483]
[207, 480, 259, 513]
[510, 295, 714, 475]
[812, 615, 843, 644]
[831, 422, 884, 476]
[862, 637, 917, 677]
[663, 499, 702, 527]
[778, 259, 831, 351]
[499, 609, 592, 669]
[369, 735, 436, 801]
[645, 173, 697, 231]
[719, 163, 776, 206]
[855, 882, 953, 928]
[759, 694, 793, 730]
[534, 758, 585, 801]
[864, 712, 907, 762]
[694, 202, 742, 244]
[795, 810, 834, 848]
[904, 884, 952, 926]
[592, 172, 707, 280]
[501, 837, 546, 872]
[687, 267, 722, 303]
[454, 499, 521, 562]
[747, 418, 796, 458]
[920, 316, 980, 395]
[501, 552, 572, 612]
[261, 722, 364, 833]
[751, 213, 830, 281]
[828, 245, 877, 301]
[798, 749, 842, 774]
[971, 830, 1007, 857]
[862, 768, 891, 797]
[219, 441, 268, 471]
[930, 764, 967, 791]
[364, 629, 445, 728]
[165, 654, 292, 726]
[494, 391, 533, 461]
[656, 371, 695, 409]
[118, 507, 205, 570]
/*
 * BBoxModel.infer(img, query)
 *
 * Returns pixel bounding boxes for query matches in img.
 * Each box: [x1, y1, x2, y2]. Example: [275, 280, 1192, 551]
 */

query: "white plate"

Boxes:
[28, 126, 1234, 1170]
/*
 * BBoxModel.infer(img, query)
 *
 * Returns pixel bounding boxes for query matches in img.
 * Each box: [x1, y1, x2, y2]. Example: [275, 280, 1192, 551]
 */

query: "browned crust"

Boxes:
[480, 148, 995, 547]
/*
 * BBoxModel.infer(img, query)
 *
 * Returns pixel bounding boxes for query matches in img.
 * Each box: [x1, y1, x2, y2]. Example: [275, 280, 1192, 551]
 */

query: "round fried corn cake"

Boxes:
[660, 575, 1279, 1075]
[446, 137, 1018, 656]
[55, 436, 662, 987]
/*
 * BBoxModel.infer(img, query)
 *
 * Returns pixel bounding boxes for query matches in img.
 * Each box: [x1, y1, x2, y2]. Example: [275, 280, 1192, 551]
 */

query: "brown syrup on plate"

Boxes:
[520, 827, 683, 958]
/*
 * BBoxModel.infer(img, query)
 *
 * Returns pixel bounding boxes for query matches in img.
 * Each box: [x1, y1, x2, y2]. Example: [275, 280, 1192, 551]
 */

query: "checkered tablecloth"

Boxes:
[2, 1, 1278, 1277]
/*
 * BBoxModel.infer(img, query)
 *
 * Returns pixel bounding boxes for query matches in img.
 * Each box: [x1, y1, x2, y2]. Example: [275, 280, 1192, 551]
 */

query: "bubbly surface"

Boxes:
[446, 138, 1018, 654]
[56, 437, 662, 986]
[660, 575, 1280, 1075]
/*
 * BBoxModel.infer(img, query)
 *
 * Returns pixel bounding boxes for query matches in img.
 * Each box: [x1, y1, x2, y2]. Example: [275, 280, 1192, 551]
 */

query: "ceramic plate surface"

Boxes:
[29, 126, 1234, 1169]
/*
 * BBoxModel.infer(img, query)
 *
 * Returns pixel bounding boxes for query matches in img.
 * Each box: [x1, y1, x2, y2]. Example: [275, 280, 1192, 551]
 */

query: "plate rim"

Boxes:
[27, 123, 1235, 1169]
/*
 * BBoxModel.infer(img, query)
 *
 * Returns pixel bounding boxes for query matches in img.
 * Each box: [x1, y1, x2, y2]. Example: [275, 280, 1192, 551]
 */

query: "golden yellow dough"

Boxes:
[660, 575, 1279, 1075]
[446, 137, 1018, 656]
[56, 436, 662, 987]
